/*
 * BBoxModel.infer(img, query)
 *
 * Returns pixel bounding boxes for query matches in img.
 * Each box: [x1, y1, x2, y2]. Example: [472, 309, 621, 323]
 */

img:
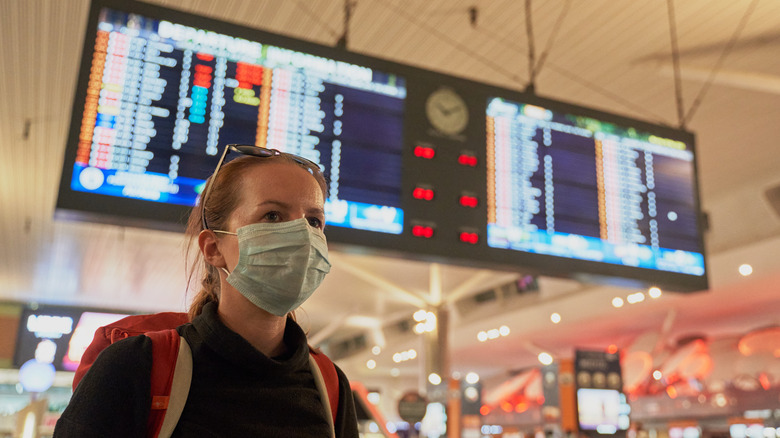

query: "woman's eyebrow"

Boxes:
[256, 200, 324, 216]
[255, 200, 291, 210]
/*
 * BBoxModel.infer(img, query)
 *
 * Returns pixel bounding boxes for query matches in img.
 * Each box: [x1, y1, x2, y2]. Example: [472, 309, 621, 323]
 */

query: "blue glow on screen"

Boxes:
[70, 8, 406, 234]
[71, 164, 200, 206]
[326, 199, 403, 234]
[487, 224, 704, 275]
[486, 97, 705, 275]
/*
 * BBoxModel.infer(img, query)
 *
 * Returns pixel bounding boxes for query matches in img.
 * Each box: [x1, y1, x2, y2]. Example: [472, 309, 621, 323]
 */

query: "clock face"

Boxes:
[425, 88, 469, 135]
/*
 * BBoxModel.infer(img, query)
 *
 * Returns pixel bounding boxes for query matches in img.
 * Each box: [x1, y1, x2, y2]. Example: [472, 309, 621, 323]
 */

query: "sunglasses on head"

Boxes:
[200, 144, 321, 231]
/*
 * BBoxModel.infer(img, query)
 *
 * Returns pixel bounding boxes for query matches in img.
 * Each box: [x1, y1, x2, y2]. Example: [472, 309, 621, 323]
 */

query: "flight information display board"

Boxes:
[66, 7, 405, 234]
[57, 0, 708, 291]
[486, 98, 704, 276]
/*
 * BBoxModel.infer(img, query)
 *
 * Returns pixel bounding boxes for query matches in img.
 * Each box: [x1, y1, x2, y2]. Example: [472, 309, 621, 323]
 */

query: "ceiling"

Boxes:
[1, 0, 779, 407]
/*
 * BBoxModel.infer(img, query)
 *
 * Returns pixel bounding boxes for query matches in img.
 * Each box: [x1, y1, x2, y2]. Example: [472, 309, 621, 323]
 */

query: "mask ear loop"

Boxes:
[221, 267, 231, 276]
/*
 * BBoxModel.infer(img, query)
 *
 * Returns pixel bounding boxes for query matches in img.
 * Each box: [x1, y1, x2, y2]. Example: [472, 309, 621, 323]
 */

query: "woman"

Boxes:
[55, 146, 359, 437]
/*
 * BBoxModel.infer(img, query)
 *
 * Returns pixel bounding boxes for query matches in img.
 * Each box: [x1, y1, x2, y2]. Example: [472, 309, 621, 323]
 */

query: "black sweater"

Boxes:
[54, 303, 359, 437]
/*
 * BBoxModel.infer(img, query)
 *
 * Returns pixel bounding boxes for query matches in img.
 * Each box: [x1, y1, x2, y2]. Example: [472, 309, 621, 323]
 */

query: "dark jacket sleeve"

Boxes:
[334, 364, 359, 438]
[54, 335, 153, 438]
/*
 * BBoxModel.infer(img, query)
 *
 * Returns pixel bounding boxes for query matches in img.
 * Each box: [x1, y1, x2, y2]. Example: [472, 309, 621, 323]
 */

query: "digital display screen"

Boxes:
[13, 305, 129, 372]
[576, 388, 621, 433]
[486, 97, 705, 276]
[57, 0, 709, 291]
[66, 7, 406, 234]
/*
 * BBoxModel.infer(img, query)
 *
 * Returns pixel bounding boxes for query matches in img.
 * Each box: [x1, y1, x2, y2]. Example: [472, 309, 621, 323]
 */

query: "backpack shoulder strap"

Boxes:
[309, 349, 339, 432]
[145, 329, 193, 438]
[73, 312, 189, 391]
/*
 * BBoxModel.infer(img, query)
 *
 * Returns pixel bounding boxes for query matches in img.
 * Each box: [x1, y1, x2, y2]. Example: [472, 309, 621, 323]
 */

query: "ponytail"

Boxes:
[188, 265, 220, 320]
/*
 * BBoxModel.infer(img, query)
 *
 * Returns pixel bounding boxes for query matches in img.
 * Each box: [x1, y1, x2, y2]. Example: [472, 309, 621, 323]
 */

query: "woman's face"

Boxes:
[219, 161, 326, 269]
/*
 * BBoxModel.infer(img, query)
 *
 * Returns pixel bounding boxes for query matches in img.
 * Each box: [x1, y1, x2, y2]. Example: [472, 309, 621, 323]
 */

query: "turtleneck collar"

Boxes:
[190, 302, 310, 375]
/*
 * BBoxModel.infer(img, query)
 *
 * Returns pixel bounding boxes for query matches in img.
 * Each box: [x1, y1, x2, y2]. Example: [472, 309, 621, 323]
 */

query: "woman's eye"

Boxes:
[264, 211, 281, 221]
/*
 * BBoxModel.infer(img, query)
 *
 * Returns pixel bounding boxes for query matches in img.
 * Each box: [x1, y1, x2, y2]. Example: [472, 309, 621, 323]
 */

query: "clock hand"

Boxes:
[437, 102, 452, 116]
[445, 103, 464, 114]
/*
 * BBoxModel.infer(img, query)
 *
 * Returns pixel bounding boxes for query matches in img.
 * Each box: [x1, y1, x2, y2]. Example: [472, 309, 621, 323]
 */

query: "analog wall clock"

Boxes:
[425, 88, 469, 135]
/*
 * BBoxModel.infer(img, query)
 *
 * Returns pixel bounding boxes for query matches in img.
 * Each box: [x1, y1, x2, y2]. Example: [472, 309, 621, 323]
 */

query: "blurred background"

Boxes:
[1, 0, 779, 437]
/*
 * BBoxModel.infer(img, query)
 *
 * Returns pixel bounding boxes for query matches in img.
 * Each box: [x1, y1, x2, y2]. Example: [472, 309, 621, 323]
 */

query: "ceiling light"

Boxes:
[550, 313, 561, 324]
[390, 368, 400, 377]
[371, 346, 381, 355]
[414, 322, 426, 334]
[648, 287, 662, 299]
[627, 292, 645, 304]
[465, 372, 480, 384]
[652, 370, 662, 380]
[413, 309, 427, 322]
[428, 373, 442, 385]
[612, 297, 624, 308]
[479, 326, 511, 342]
[538, 352, 553, 365]
[739, 264, 753, 276]
[366, 359, 376, 369]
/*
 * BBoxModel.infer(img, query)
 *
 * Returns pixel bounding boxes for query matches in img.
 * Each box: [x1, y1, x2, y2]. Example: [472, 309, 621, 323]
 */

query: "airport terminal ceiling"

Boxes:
[1, 0, 779, 410]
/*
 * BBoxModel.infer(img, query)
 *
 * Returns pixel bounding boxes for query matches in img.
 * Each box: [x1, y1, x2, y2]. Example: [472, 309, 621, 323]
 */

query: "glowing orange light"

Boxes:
[194, 64, 213, 73]
[480, 405, 491, 416]
[607, 344, 618, 354]
[501, 401, 513, 413]
[666, 385, 678, 399]
[759, 373, 771, 390]
[514, 402, 528, 413]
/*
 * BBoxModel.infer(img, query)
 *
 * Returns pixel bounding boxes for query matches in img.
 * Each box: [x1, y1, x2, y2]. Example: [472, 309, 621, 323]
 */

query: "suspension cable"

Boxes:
[684, 0, 760, 125]
[666, 0, 686, 129]
[525, 0, 537, 92]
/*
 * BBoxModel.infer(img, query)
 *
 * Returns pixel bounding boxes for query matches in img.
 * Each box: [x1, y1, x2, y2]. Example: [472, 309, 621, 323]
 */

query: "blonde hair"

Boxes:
[185, 154, 328, 320]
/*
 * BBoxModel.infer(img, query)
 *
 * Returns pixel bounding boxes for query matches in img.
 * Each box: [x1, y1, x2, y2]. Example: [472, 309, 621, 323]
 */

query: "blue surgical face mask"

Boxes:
[218, 218, 331, 316]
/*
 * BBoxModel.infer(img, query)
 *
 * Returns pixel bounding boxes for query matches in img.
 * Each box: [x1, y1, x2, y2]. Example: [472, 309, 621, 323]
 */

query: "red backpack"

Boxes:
[74, 312, 340, 438]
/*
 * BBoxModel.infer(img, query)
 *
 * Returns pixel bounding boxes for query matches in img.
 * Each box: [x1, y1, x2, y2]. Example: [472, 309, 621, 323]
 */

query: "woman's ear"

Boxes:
[199, 229, 226, 268]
